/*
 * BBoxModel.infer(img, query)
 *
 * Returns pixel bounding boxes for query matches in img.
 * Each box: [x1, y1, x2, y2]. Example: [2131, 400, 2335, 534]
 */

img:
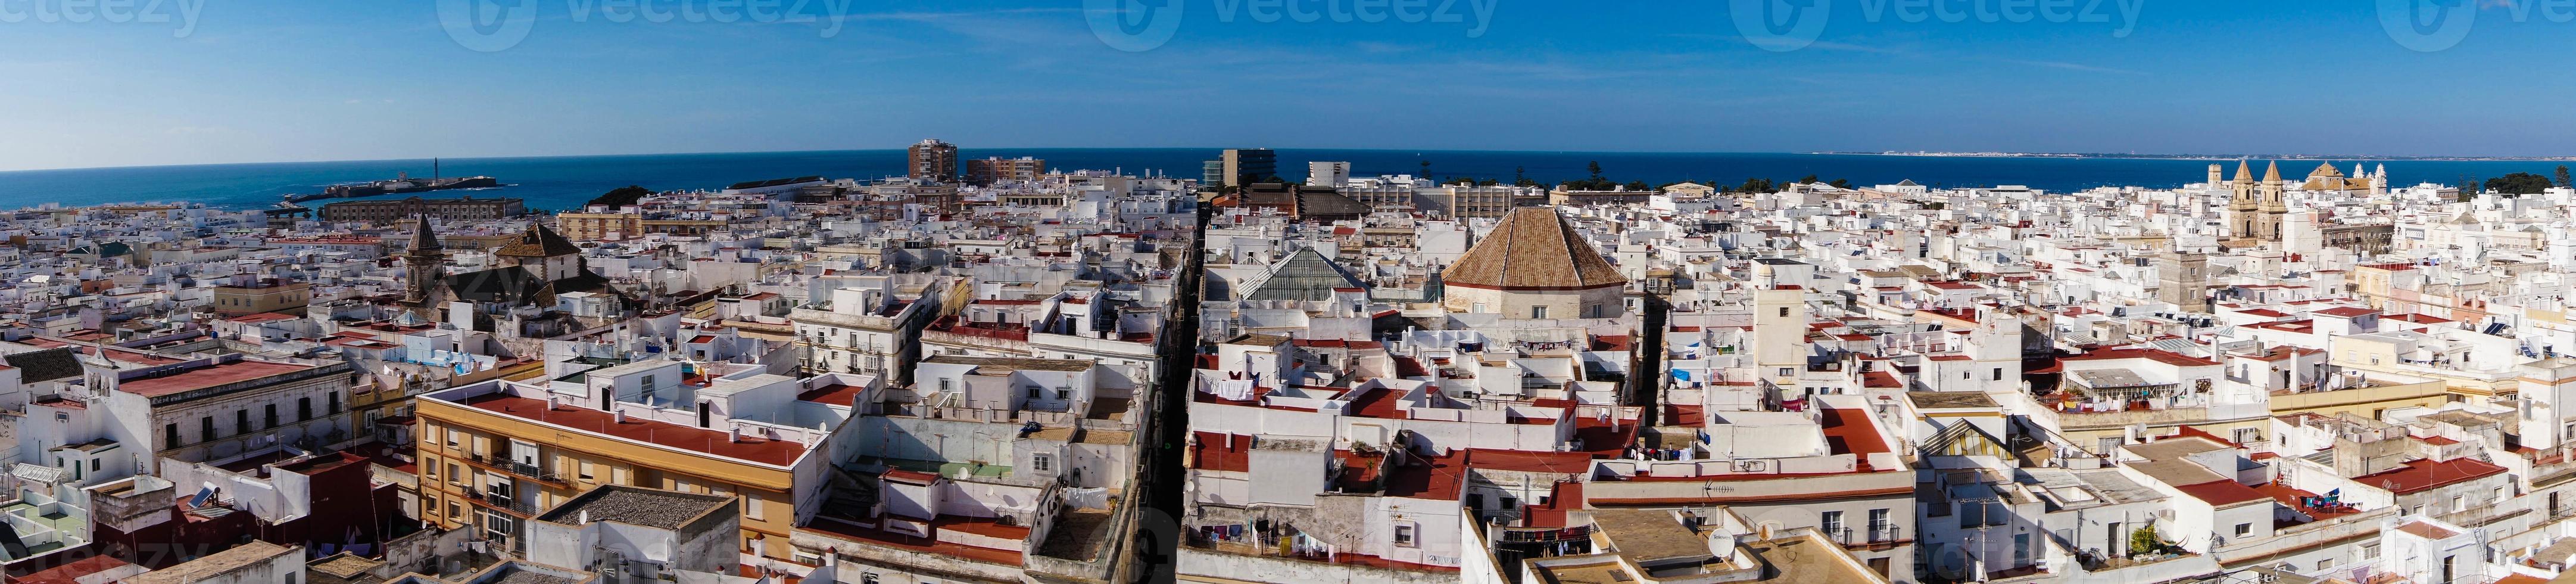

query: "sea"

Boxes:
[0, 149, 2565, 212]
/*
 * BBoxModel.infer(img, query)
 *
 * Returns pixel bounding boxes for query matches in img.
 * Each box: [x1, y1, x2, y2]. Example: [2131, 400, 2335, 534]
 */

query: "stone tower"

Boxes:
[402, 215, 453, 321]
[2257, 161, 2288, 243]
[2159, 250, 2210, 312]
[2227, 160, 2259, 240]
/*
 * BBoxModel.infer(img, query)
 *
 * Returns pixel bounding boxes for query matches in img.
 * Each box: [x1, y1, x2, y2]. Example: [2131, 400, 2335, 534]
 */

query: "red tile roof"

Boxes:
[458, 394, 809, 466]
[2175, 480, 2271, 507]
[2353, 458, 2509, 495]
[2064, 348, 2221, 367]
[116, 359, 316, 397]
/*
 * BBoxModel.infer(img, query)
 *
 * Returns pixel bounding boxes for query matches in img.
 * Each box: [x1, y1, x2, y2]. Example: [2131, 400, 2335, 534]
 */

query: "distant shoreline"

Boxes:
[1815, 151, 2576, 162]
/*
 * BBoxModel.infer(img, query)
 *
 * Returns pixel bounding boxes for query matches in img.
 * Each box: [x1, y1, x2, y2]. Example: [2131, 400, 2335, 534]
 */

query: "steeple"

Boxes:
[2263, 161, 2282, 184]
[407, 214, 443, 257]
[403, 214, 450, 306]
[2233, 159, 2254, 184]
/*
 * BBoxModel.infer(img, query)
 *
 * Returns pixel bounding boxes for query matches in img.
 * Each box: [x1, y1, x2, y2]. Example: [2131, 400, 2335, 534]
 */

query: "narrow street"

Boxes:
[1126, 203, 1210, 582]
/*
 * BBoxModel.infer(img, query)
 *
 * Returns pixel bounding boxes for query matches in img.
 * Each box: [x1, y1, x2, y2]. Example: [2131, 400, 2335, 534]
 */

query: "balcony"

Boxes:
[478, 490, 537, 515]
[1829, 524, 1908, 551]
[463, 453, 569, 487]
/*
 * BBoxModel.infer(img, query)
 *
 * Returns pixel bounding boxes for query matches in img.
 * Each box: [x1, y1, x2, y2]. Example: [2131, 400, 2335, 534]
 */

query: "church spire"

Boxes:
[2233, 159, 2253, 184]
[408, 214, 443, 257]
[2263, 161, 2282, 183]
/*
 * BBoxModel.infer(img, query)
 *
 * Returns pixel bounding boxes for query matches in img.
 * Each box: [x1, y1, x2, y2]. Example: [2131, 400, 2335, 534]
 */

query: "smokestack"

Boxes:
[612, 409, 626, 424]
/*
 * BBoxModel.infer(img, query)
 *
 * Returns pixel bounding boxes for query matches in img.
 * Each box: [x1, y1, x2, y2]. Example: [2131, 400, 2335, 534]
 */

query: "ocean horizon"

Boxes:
[2, 148, 2565, 212]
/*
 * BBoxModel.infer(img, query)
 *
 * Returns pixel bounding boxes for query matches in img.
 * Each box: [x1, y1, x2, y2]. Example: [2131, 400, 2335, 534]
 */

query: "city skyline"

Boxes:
[8, 1, 2576, 172]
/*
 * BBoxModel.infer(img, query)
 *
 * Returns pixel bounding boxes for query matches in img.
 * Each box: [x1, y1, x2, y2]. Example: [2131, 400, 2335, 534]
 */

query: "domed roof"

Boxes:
[1442, 208, 1626, 291]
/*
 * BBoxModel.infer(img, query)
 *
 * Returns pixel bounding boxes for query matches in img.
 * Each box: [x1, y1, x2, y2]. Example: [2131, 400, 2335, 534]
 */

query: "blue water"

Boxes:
[0, 149, 2562, 212]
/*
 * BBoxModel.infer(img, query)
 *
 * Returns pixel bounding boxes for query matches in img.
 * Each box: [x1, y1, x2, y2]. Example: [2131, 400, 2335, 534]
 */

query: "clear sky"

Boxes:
[2, 0, 2569, 171]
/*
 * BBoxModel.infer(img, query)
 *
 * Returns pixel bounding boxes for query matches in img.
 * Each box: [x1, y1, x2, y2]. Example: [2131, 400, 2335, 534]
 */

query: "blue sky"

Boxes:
[1, 0, 2569, 171]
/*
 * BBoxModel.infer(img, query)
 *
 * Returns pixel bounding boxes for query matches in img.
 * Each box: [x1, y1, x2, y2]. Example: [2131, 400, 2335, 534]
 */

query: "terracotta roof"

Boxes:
[2174, 480, 2270, 507]
[1442, 208, 1626, 291]
[2352, 457, 2508, 494]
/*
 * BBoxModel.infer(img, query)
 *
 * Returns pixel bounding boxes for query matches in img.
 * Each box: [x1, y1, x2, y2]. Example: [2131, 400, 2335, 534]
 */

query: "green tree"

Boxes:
[1738, 178, 1776, 193]
[2555, 165, 2571, 190]
[1513, 166, 1527, 185]
[2128, 525, 2162, 558]
[1829, 178, 1854, 190]
[1798, 174, 1820, 185]
[1624, 180, 1652, 191]
[1419, 160, 1431, 181]
[1588, 161, 1604, 180]
[2487, 172, 2552, 195]
[585, 185, 654, 209]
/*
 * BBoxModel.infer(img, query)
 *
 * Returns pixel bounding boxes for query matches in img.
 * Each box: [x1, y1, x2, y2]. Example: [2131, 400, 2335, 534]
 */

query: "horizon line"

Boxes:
[7, 147, 2575, 175]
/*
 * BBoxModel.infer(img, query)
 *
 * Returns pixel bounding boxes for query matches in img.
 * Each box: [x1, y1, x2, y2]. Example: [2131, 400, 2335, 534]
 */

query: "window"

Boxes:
[2453, 496, 2467, 512]
[578, 461, 595, 481]
[1393, 523, 1417, 547]
[165, 423, 180, 449]
[744, 492, 765, 520]
[1778, 307, 1791, 318]
[2362, 542, 2379, 560]
[1868, 508, 1891, 539]
[1032, 453, 1053, 473]
[448, 501, 463, 519]
[2233, 428, 2260, 444]
[235, 410, 251, 436]
[328, 392, 341, 415]
[1822, 511, 1844, 537]
[199, 416, 214, 442]
[447, 428, 461, 449]
[2234, 523, 2251, 537]
[1777, 368, 1794, 377]
[298, 397, 313, 421]
[264, 404, 278, 428]
[1531, 306, 1547, 319]
[938, 378, 953, 393]
[1992, 368, 2003, 381]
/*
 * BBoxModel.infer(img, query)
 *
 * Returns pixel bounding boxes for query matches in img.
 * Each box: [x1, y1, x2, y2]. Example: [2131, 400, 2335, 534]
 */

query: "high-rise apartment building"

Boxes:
[908, 139, 958, 182]
[1205, 148, 1277, 188]
[965, 156, 1048, 185]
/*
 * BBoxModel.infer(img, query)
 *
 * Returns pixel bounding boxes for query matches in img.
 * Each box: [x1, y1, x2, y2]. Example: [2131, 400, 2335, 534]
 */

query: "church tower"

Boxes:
[403, 215, 451, 318]
[2257, 161, 2288, 243]
[2228, 159, 2259, 241]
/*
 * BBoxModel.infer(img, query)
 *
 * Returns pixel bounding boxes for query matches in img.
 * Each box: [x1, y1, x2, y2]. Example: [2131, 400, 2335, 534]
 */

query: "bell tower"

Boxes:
[404, 215, 448, 305]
